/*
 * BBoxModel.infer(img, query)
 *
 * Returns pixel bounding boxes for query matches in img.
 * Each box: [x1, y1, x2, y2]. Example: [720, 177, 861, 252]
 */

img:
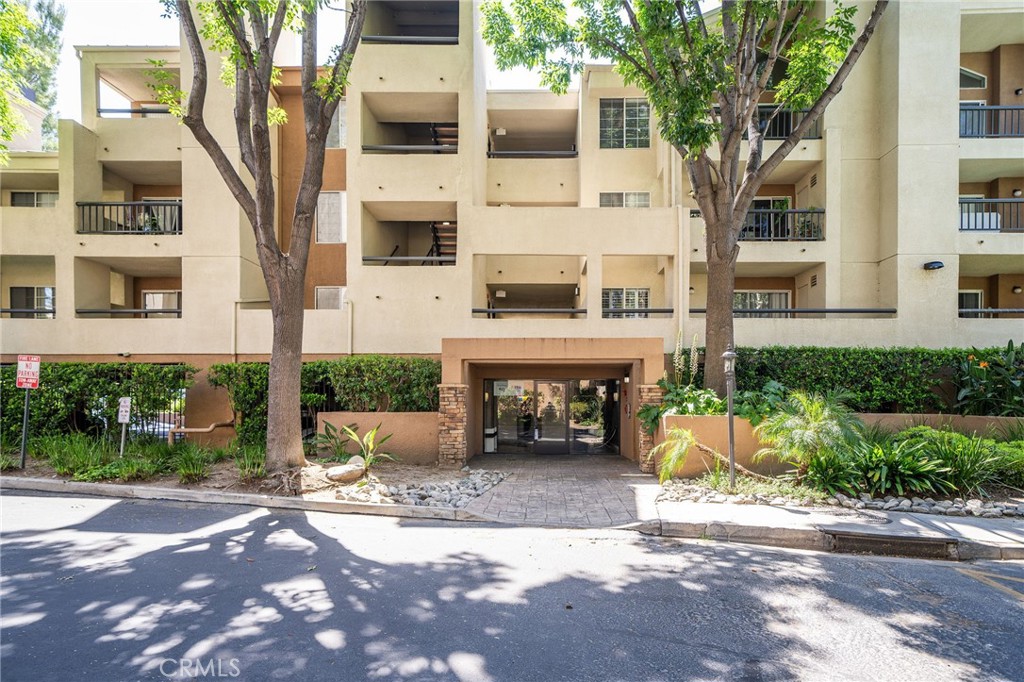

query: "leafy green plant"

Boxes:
[734, 380, 788, 426]
[0, 453, 16, 471]
[850, 440, 950, 497]
[896, 427, 999, 496]
[314, 421, 352, 461]
[649, 426, 696, 484]
[754, 390, 862, 482]
[803, 449, 859, 496]
[43, 433, 115, 476]
[236, 445, 267, 481]
[992, 441, 1024, 488]
[173, 443, 210, 484]
[689, 470, 829, 503]
[637, 403, 665, 437]
[953, 341, 1024, 417]
[340, 423, 397, 471]
[858, 422, 896, 447]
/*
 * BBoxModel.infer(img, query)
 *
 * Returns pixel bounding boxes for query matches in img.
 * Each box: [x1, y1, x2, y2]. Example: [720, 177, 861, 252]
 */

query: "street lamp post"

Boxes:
[722, 345, 738, 491]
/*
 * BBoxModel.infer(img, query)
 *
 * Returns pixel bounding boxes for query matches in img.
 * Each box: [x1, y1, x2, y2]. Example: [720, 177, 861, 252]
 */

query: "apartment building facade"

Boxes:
[1, 0, 1022, 466]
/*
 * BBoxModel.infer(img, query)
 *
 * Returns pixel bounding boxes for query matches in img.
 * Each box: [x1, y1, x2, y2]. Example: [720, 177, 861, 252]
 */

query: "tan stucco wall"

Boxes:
[318, 412, 439, 465]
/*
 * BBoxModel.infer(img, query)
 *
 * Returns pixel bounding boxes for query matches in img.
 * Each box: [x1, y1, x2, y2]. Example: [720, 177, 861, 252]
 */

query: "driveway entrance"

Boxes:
[464, 455, 660, 528]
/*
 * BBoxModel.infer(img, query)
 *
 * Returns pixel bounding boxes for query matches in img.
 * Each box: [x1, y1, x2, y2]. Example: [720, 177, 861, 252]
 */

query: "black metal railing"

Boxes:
[601, 307, 674, 318]
[361, 35, 458, 45]
[0, 307, 55, 318]
[362, 144, 457, 154]
[739, 208, 824, 241]
[487, 150, 578, 158]
[96, 107, 172, 118]
[689, 308, 897, 318]
[958, 198, 1023, 232]
[76, 308, 182, 319]
[473, 308, 586, 317]
[363, 255, 456, 265]
[77, 201, 182, 235]
[959, 308, 1024, 319]
[959, 105, 1024, 138]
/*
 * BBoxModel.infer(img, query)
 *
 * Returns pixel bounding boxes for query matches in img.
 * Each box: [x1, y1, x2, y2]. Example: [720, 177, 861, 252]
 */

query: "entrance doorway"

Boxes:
[482, 379, 620, 455]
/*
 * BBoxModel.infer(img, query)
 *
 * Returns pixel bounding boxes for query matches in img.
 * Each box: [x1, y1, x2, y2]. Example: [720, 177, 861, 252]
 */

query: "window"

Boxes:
[9, 286, 55, 319]
[602, 287, 650, 319]
[734, 290, 789, 318]
[599, 192, 651, 208]
[326, 99, 347, 149]
[744, 197, 791, 239]
[142, 290, 182, 318]
[959, 68, 987, 89]
[315, 286, 346, 310]
[958, 290, 983, 319]
[599, 98, 650, 149]
[316, 191, 346, 243]
[10, 191, 58, 208]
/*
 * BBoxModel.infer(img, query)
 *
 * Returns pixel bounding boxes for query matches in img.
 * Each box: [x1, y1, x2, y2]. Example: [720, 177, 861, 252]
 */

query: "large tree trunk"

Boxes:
[703, 217, 739, 396]
[265, 272, 307, 471]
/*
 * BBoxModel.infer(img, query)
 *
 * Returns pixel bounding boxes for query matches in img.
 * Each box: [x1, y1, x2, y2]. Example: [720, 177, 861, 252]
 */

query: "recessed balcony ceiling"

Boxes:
[80, 256, 182, 278]
[102, 161, 182, 186]
[690, 262, 823, 277]
[362, 201, 456, 221]
[363, 92, 458, 122]
[960, 255, 1024, 277]
[960, 9, 1024, 52]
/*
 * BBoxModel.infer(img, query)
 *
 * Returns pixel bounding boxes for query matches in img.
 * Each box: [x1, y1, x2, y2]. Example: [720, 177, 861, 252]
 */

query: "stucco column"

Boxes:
[636, 383, 664, 474]
[438, 383, 468, 467]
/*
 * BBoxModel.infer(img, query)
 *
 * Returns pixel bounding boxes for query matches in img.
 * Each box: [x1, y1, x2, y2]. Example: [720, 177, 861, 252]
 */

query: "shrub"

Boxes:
[236, 445, 267, 481]
[638, 380, 725, 435]
[895, 427, 1000, 496]
[754, 390, 863, 481]
[953, 341, 1024, 417]
[173, 443, 210, 484]
[850, 440, 950, 497]
[734, 380, 788, 426]
[0, 363, 194, 447]
[42, 433, 116, 476]
[992, 441, 1024, 488]
[0, 453, 16, 471]
[804, 449, 859, 496]
[649, 426, 696, 484]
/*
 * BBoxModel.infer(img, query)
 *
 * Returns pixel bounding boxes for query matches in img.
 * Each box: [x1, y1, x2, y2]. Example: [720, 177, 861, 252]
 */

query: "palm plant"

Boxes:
[649, 426, 697, 484]
[754, 390, 863, 483]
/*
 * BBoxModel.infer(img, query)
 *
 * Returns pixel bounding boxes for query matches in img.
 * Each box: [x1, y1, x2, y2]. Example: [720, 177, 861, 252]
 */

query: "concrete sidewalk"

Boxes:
[649, 499, 1024, 560]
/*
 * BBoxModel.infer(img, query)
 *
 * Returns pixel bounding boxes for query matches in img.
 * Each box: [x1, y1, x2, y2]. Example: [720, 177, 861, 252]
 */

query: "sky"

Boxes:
[54, 0, 551, 123]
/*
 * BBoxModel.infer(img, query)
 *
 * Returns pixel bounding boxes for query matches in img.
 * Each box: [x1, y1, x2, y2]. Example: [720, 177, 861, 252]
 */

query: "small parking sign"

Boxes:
[118, 397, 132, 424]
[16, 355, 40, 389]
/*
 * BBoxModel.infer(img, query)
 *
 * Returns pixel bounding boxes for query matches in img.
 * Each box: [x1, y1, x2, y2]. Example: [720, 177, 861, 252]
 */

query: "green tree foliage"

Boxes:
[20, 0, 64, 149]
[0, 0, 33, 162]
[482, 0, 888, 394]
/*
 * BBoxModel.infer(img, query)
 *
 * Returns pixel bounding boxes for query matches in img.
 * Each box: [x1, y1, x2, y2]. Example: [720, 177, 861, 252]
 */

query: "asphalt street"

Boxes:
[1, 490, 1022, 681]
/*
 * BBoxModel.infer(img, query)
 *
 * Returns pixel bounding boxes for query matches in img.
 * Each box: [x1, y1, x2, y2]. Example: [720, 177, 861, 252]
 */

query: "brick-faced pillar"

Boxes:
[636, 383, 664, 474]
[438, 383, 468, 468]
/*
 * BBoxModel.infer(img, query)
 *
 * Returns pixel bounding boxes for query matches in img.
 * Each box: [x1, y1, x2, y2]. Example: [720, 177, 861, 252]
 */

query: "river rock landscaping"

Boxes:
[333, 467, 507, 508]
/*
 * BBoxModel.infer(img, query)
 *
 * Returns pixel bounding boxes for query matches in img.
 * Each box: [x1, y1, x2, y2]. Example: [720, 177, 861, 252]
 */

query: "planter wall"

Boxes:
[656, 414, 1024, 479]
[318, 412, 439, 465]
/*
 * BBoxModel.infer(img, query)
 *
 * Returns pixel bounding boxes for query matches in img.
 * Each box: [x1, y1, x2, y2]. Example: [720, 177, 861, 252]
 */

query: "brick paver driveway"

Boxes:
[464, 455, 660, 528]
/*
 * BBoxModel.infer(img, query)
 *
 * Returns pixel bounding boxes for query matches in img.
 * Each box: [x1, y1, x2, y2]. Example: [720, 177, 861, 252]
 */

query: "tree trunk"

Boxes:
[703, 217, 739, 396]
[265, 272, 307, 472]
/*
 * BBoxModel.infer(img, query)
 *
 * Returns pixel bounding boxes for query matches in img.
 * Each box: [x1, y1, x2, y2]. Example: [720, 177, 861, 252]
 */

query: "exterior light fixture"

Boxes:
[495, 127, 507, 136]
[923, 261, 945, 271]
[1016, 88, 1024, 96]
[1013, 189, 1023, 198]
[495, 290, 506, 298]
[1013, 286, 1023, 295]
[623, 373, 630, 384]
[722, 345, 738, 490]
[689, 287, 695, 295]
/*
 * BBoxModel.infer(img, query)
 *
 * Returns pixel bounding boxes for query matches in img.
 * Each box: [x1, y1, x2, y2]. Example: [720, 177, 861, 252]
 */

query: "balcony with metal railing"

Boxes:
[959, 105, 1024, 138]
[77, 201, 182, 235]
[690, 208, 825, 242]
[958, 198, 1023, 232]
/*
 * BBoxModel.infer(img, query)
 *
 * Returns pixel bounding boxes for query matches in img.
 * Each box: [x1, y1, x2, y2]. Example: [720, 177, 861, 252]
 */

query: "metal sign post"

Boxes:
[16, 355, 41, 469]
[118, 397, 132, 458]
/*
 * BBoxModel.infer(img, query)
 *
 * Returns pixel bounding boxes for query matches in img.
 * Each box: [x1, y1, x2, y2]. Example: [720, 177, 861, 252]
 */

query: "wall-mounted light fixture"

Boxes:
[495, 128, 507, 136]
[623, 373, 630, 384]
[1013, 286, 1023, 295]
[1016, 88, 1024, 96]
[495, 290, 507, 298]
[923, 261, 945, 271]
[1013, 189, 1023, 198]
[689, 286, 695, 295]
[574, 286, 580, 297]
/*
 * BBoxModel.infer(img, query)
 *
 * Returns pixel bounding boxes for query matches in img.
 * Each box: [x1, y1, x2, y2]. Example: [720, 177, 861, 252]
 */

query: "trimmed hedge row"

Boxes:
[208, 356, 441, 446]
[0, 363, 195, 447]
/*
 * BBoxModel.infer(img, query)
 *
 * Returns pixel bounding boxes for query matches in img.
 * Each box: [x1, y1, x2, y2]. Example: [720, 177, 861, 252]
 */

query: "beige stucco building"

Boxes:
[1, 0, 1022, 466]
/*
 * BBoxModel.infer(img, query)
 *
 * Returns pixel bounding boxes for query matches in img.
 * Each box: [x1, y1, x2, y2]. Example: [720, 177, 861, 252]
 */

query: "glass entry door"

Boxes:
[533, 381, 569, 454]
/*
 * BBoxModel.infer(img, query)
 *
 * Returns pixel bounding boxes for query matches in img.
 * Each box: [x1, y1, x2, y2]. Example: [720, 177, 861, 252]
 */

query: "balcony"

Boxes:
[691, 208, 825, 241]
[361, 0, 458, 45]
[959, 105, 1024, 138]
[472, 255, 587, 319]
[958, 198, 1023, 232]
[77, 201, 182, 235]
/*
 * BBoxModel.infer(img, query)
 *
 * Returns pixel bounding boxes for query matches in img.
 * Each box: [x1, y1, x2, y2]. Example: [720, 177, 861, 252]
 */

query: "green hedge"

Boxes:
[0, 363, 195, 447]
[727, 346, 977, 413]
[208, 356, 441, 446]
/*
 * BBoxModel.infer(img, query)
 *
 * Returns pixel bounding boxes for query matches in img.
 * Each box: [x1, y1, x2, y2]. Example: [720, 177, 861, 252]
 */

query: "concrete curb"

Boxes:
[0, 477, 495, 524]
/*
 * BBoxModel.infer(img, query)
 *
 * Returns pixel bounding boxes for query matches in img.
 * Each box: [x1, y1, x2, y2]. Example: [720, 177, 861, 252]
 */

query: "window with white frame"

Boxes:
[316, 191, 346, 243]
[10, 191, 58, 207]
[326, 99, 347, 149]
[142, 290, 182, 318]
[959, 67, 987, 89]
[599, 192, 651, 208]
[599, 98, 650, 149]
[734, 290, 789, 318]
[602, 287, 650, 319]
[315, 286, 346, 310]
[958, 290, 983, 319]
[9, 286, 55, 319]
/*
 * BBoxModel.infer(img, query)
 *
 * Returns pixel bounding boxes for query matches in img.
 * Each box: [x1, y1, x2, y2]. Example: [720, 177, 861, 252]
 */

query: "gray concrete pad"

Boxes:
[465, 454, 661, 528]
